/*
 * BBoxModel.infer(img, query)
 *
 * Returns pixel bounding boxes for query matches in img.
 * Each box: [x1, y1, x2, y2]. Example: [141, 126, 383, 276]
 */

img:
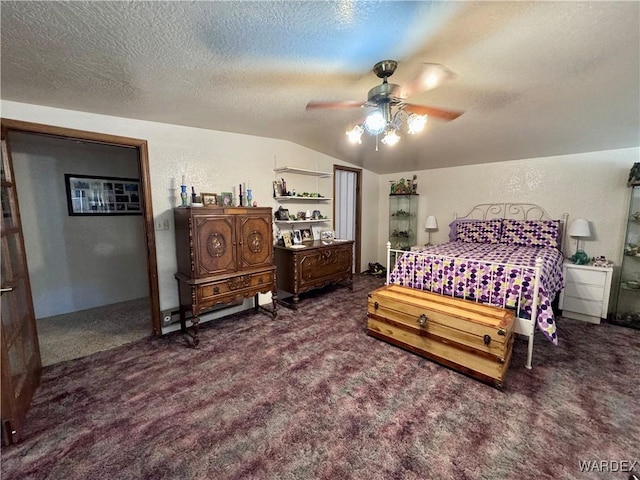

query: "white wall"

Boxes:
[6, 100, 633, 324]
[376, 148, 639, 313]
[1, 101, 380, 329]
[10, 132, 149, 318]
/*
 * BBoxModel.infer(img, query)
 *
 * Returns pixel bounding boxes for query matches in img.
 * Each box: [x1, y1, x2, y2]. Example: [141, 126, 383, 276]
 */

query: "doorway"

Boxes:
[333, 165, 362, 273]
[1, 119, 161, 339]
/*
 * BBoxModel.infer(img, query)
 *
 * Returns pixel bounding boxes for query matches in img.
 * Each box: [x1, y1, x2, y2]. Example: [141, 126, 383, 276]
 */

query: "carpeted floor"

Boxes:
[3, 275, 639, 480]
[36, 297, 153, 366]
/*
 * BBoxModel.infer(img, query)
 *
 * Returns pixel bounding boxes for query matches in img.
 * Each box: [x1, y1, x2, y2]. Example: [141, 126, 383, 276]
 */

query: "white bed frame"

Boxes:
[385, 203, 568, 370]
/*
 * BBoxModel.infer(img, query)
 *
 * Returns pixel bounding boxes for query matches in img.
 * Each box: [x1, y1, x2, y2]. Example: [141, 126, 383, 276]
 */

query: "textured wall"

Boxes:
[376, 148, 639, 313]
[2, 101, 379, 331]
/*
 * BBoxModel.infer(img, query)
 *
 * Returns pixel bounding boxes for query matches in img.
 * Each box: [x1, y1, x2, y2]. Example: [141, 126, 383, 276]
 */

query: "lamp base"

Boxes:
[571, 249, 590, 265]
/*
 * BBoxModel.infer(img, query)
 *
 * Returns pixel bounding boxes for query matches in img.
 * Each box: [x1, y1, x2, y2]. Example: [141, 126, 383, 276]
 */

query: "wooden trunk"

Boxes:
[367, 285, 515, 388]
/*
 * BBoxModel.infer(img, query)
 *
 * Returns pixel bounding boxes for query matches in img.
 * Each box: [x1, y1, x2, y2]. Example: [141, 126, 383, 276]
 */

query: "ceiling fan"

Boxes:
[306, 60, 463, 146]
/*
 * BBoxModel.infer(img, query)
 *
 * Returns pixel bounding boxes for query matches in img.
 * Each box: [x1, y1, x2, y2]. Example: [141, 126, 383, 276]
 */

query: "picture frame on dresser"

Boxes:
[201, 192, 218, 207]
[292, 229, 303, 245]
[282, 231, 293, 248]
[301, 228, 313, 242]
[312, 225, 322, 241]
[220, 192, 233, 206]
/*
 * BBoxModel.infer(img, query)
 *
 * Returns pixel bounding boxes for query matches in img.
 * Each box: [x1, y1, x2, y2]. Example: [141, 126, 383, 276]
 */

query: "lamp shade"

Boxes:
[568, 218, 591, 238]
[425, 215, 438, 230]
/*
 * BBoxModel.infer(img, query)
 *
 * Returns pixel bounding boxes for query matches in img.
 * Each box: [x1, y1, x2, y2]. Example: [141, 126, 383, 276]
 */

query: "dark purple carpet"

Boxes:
[2, 275, 639, 480]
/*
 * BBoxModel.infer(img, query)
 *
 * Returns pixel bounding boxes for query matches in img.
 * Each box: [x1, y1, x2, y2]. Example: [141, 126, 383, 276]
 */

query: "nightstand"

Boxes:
[559, 261, 613, 324]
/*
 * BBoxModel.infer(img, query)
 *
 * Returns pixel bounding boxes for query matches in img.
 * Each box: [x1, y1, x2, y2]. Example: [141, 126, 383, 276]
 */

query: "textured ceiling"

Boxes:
[1, 1, 639, 174]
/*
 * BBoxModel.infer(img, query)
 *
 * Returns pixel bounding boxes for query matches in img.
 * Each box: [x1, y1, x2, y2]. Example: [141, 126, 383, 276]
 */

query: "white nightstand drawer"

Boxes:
[562, 296, 604, 318]
[564, 268, 606, 286]
[564, 282, 604, 301]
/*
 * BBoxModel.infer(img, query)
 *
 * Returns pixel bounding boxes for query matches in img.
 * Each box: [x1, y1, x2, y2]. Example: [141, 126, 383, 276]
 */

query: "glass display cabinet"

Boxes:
[613, 183, 640, 329]
[389, 193, 419, 251]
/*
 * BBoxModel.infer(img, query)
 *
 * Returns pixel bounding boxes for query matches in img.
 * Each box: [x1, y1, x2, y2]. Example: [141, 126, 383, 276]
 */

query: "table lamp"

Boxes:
[568, 218, 591, 264]
[425, 215, 438, 246]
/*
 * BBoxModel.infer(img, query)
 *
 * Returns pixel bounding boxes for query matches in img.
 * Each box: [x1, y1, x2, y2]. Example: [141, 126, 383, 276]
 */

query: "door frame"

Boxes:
[333, 164, 362, 273]
[0, 118, 162, 335]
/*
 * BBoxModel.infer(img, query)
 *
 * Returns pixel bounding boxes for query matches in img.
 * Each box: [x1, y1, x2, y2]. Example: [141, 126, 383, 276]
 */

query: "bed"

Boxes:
[385, 203, 568, 369]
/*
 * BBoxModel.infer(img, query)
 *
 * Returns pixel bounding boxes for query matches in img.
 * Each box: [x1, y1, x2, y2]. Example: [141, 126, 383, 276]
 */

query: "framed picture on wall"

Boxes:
[64, 174, 142, 216]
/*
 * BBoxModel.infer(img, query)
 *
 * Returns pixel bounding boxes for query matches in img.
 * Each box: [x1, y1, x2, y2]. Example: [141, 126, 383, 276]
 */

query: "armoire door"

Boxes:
[237, 211, 273, 271]
[1, 131, 42, 445]
[192, 214, 237, 278]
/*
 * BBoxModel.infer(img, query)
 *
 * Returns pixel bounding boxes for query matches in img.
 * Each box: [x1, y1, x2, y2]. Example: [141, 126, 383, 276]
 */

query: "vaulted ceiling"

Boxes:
[1, 1, 638, 174]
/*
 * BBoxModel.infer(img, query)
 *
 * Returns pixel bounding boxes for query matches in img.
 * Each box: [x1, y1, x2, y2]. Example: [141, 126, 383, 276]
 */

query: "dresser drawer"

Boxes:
[564, 268, 606, 286]
[562, 296, 603, 318]
[198, 271, 274, 301]
[564, 282, 604, 301]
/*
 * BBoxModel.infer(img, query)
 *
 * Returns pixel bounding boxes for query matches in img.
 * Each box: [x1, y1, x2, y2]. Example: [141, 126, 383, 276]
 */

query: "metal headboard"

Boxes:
[454, 203, 569, 254]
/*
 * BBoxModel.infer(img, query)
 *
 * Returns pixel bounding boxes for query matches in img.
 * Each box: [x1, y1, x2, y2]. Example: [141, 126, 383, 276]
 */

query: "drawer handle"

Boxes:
[374, 301, 379, 310]
[417, 314, 428, 327]
[213, 287, 219, 295]
[483, 334, 491, 346]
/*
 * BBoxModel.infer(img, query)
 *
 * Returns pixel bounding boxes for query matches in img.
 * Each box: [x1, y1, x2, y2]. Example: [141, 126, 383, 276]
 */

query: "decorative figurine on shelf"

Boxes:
[412, 175, 418, 194]
[393, 178, 412, 194]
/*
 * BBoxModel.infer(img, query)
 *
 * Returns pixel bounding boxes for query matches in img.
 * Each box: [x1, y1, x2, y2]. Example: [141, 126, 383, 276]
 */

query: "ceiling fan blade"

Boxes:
[306, 100, 365, 110]
[403, 103, 463, 121]
[393, 63, 456, 99]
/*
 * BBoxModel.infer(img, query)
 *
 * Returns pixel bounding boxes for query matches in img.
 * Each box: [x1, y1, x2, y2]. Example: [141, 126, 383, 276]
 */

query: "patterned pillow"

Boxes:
[500, 219, 561, 248]
[455, 219, 502, 244]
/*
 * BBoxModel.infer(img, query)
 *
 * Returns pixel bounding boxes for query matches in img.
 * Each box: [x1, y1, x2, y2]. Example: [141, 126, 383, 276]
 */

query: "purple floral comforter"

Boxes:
[388, 242, 564, 344]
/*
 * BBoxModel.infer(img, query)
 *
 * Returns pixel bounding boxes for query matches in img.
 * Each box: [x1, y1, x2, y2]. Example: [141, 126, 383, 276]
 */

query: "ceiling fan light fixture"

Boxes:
[363, 110, 387, 135]
[310, 60, 462, 149]
[407, 113, 428, 134]
[381, 129, 400, 146]
[346, 125, 364, 144]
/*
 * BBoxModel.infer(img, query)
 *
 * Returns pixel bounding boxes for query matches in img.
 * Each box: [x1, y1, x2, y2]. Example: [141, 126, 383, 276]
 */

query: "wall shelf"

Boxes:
[274, 166, 333, 178]
[275, 196, 332, 201]
[275, 218, 332, 225]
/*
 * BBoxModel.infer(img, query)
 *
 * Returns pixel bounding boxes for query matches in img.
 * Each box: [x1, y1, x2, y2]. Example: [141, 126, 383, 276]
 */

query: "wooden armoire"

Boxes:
[173, 206, 277, 345]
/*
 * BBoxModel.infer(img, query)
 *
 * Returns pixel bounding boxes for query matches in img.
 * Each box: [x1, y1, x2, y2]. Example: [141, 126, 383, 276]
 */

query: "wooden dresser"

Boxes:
[274, 240, 354, 309]
[173, 206, 277, 345]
